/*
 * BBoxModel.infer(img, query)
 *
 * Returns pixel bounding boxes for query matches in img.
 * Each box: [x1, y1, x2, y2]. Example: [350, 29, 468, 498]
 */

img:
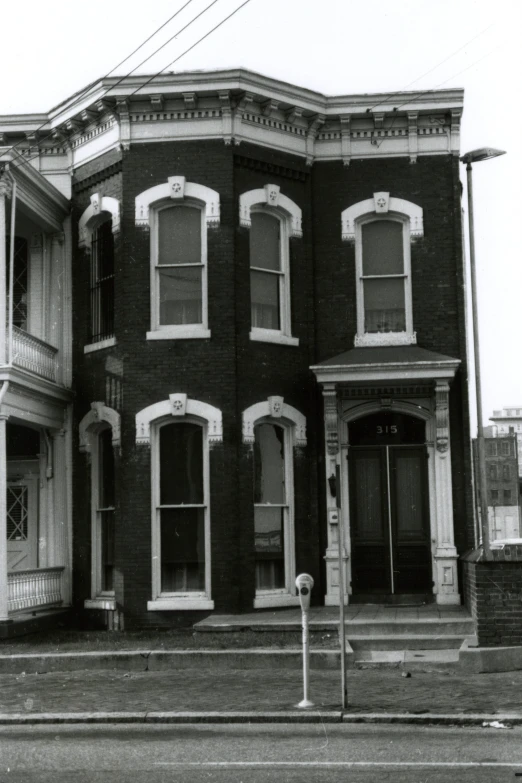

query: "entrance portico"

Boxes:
[311, 346, 461, 607]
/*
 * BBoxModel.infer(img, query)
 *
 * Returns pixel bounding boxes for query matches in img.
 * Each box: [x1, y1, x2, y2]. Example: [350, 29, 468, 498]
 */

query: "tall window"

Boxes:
[157, 421, 206, 593]
[250, 212, 283, 331]
[90, 220, 114, 342]
[97, 428, 115, 593]
[156, 206, 203, 327]
[253, 422, 290, 592]
[360, 220, 406, 334]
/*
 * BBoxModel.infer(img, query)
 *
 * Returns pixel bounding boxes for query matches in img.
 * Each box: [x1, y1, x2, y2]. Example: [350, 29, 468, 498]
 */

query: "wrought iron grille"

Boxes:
[90, 221, 115, 342]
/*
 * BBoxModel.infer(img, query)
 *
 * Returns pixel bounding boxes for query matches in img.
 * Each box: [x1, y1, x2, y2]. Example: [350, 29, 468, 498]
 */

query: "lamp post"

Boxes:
[460, 147, 506, 557]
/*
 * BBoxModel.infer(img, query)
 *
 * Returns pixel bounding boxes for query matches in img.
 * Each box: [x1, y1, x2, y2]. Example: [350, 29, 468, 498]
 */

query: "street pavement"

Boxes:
[0, 667, 522, 717]
[1, 723, 522, 782]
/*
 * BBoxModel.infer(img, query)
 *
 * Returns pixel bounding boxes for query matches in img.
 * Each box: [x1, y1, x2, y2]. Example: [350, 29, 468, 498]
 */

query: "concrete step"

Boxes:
[346, 620, 475, 637]
[354, 649, 460, 669]
[348, 634, 467, 651]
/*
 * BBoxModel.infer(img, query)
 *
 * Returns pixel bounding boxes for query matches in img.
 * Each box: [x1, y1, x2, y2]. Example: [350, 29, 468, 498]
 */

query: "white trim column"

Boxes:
[433, 380, 460, 605]
[0, 175, 10, 366]
[321, 384, 349, 606]
[0, 415, 8, 620]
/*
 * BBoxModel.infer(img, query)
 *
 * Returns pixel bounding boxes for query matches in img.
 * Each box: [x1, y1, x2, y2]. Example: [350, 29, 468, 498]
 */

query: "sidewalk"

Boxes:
[1, 666, 522, 724]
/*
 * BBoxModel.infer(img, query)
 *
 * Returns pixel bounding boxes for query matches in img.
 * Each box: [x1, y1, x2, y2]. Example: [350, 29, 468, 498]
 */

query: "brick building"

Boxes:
[474, 428, 522, 541]
[0, 69, 478, 632]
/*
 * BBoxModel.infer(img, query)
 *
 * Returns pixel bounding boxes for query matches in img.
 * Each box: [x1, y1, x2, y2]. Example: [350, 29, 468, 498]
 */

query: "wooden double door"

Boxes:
[348, 413, 432, 597]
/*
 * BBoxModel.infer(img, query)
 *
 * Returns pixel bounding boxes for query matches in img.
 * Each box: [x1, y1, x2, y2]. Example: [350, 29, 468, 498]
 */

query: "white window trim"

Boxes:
[242, 396, 307, 610]
[136, 393, 222, 611]
[78, 403, 121, 606]
[135, 177, 220, 341]
[240, 185, 301, 346]
[78, 193, 120, 251]
[341, 192, 423, 348]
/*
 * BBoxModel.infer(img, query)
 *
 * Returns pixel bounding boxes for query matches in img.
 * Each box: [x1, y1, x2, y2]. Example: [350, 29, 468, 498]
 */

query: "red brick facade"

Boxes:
[70, 137, 473, 628]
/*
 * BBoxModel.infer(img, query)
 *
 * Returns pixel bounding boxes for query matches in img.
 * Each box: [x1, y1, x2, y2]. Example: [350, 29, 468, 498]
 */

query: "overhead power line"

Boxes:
[1, 0, 200, 163]
[366, 22, 496, 114]
[6, 0, 254, 177]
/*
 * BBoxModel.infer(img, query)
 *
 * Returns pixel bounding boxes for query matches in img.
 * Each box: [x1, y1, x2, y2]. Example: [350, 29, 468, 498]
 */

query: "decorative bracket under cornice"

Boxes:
[408, 112, 418, 164]
[340, 115, 351, 167]
[305, 114, 325, 166]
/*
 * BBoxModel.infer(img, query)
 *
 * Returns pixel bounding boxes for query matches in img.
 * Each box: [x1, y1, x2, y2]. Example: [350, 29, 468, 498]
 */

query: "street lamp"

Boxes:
[460, 147, 506, 557]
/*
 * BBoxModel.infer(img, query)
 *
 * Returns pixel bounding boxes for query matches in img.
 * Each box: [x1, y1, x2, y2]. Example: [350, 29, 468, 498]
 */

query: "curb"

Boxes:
[1, 711, 522, 725]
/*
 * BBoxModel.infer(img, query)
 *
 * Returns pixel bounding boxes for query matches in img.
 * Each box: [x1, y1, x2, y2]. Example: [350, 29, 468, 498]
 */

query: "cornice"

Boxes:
[0, 69, 465, 172]
[0, 152, 69, 230]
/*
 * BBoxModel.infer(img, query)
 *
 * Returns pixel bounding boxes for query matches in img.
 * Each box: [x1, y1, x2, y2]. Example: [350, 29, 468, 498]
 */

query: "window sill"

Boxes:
[249, 329, 299, 347]
[147, 598, 214, 611]
[354, 331, 417, 347]
[84, 336, 117, 354]
[84, 597, 116, 611]
[253, 594, 300, 609]
[147, 327, 211, 341]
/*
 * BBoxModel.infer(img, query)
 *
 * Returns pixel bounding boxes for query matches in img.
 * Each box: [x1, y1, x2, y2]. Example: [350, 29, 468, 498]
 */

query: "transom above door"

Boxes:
[348, 412, 432, 598]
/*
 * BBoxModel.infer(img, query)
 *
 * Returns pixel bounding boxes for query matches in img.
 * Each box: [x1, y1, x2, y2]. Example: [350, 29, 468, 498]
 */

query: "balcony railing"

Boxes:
[7, 567, 64, 613]
[10, 326, 58, 382]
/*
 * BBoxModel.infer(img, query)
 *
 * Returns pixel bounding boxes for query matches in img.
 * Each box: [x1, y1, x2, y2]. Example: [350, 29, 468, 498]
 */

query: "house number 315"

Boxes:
[377, 425, 398, 434]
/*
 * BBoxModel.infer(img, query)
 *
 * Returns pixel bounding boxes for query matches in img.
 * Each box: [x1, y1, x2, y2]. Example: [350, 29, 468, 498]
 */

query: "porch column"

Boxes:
[51, 426, 70, 604]
[322, 384, 348, 606]
[0, 174, 10, 366]
[0, 415, 9, 620]
[433, 380, 460, 605]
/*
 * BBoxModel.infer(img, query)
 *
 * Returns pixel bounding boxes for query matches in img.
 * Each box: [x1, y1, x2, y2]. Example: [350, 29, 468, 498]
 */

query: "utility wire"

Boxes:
[107, 0, 221, 94]
[374, 46, 499, 148]
[366, 22, 496, 114]
[5, 0, 254, 176]
[125, 0, 254, 98]
[107, 0, 196, 77]
[1, 0, 199, 162]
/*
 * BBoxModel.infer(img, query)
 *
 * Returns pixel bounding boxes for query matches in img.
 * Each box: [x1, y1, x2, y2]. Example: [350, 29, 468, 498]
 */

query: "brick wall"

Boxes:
[70, 139, 473, 627]
[463, 554, 522, 646]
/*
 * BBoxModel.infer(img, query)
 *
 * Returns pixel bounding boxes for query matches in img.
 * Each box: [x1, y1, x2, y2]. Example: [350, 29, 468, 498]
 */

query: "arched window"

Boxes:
[135, 176, 220, 341]
[78, 194, 120, 351]
[154, 204, 204, 329]
[79, 402, 120, 609]
[240, 185, 302, 347]
[243, 396, 306, 608]
[136, 393, 222, 610]
[90, 218, 115, 343]
[342, 193, 423, 347]
[157, 421, 206, 594]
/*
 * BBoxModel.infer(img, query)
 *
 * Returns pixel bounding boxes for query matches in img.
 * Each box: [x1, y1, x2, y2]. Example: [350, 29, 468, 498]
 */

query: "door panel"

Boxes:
[390, 447, 431, 592]
[349, 448, 391, 592]
[349, 444, 431, 595]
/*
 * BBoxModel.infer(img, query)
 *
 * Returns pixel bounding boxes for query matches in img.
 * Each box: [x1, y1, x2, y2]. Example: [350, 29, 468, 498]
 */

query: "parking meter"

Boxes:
[295, 573, 314, 708]
[296, 573, 314, 612]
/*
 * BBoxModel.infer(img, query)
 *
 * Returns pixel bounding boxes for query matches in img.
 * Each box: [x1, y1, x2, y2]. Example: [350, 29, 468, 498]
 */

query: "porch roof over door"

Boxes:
[310, 345, 460, 384]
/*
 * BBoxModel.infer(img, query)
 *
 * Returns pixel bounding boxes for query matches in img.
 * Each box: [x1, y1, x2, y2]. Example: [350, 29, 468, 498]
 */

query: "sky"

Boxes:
[1, 0, 520, 430]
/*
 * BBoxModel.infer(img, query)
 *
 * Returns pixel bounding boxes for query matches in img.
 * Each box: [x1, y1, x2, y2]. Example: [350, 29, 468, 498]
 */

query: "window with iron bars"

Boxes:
[90, 220, 114, 342]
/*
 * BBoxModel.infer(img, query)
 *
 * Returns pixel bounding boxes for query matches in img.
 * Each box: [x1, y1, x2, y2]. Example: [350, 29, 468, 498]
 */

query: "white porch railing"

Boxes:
[10, 326, 58, 382]
[7, 567, 64, 613]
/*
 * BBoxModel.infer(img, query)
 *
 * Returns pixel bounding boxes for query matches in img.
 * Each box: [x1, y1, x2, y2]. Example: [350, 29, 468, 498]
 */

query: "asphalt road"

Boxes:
[1, 723, 522, 782]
